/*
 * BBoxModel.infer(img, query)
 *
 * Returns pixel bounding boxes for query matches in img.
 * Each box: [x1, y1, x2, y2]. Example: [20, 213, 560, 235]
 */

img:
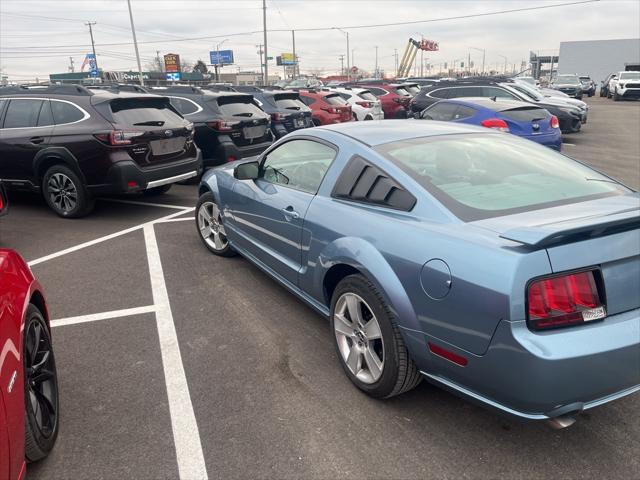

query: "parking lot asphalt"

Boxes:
[1, 96, 639, 480]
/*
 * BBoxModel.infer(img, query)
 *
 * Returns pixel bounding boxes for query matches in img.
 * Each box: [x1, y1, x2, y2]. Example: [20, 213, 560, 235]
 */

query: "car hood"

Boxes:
[553, 83, 580, 88]
[536, 96, 582, 110]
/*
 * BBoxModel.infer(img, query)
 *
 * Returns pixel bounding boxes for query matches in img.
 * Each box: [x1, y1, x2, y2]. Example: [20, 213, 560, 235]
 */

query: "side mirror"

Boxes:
[234, 161, 259, 180]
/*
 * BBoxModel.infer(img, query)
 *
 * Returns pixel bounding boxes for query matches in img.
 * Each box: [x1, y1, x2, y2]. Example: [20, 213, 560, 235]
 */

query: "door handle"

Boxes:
[282, 206, 300, 220]
[29, 136, 44, 144]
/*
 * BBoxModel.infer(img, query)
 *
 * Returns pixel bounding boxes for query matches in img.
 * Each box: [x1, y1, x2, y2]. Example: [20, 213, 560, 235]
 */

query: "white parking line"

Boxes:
[100, 198, 194, 210]
[156, 217, 194, 223]
[563, 143, 576, 146]
[28, 207, 194, 267]
[144, 224, 208, 480]
[51, 305, 157, 328]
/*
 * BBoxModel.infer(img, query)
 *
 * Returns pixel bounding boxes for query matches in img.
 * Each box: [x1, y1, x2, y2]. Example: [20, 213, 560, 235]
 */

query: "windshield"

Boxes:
[274, 95, 307, 110]
[579, 76, 591, 82]
[619, 72, 640, 80]
[510, 83, 544, 101]
[556, 75, 579, 83]
[375, 134, 627, 221]
[109, 98, 185, 127]
[214, 96, 265, 117]
[403, 85, 421, 94]
[394, 86, 412, 97]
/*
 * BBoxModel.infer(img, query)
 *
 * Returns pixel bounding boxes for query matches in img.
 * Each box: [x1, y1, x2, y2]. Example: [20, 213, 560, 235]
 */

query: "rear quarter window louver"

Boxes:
[332, 155, 416, 211]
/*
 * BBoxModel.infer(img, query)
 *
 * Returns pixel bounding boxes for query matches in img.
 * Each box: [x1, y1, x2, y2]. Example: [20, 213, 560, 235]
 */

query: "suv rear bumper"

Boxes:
[205, 139, 272, 167]
[88, 150, 203, 195]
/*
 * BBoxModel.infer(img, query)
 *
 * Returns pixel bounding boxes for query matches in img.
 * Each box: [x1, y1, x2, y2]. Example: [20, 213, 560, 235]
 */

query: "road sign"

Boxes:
[165, 72, 181, 81]
[164, 53, 181, 72]
[209, 50, 234, 65]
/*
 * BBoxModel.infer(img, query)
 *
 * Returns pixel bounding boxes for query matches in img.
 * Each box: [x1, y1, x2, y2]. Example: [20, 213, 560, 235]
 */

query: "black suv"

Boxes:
[151, 86, 273, 166]
[409, 78, 584, 133]
[0, 84, 202, 217]
[249, 90, 313, 138]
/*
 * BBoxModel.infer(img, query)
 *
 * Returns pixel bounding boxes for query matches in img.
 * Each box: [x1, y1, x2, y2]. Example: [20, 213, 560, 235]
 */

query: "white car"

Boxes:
[609, 71, 640, 101]
[327, 87, 384, 121]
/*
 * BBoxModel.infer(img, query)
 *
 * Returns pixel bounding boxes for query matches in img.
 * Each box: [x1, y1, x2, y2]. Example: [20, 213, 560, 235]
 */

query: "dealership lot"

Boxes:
[1, 96, 638, 479]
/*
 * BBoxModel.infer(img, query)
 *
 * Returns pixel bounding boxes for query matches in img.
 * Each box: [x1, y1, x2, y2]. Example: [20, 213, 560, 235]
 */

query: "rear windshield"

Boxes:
[358, 91, 377, 101]
[109, 98, 184, 127]
[274, 94, 307, 110]
[394, 86, 412, 96]
[324, 94, 348, 106]
[403, 85, 421, 94]
[214, 96, 265, 117]
[375, 134, 627, 221]
[500, 107, 549, 122]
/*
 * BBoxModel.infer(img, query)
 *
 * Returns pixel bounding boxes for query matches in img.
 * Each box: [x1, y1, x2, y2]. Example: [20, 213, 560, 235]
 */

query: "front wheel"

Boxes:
[23, 304, 59, 462]
[330, 275, 422, 398]
[195, 192, 235, 257]
[613, 90, 620, 101]
[42, 165, 94, 218]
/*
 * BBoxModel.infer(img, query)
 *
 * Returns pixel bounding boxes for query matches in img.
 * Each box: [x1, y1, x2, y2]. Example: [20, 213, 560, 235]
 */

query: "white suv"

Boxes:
[327, 87, 384, 121]
[610, 71, 640, 101]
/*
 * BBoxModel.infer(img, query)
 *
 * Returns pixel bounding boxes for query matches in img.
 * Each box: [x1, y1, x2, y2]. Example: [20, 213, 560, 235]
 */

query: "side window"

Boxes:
[422, 102, 459, 121]
[51, 101, 85, 124]
[3, 99, 43, 128]
[37, 100, 54, 126]
[452, 105, 477, 120]
[261, 139, 336, 194]
[368, 87, 387, 96]
[483, 87, 518, 99]
[429, 88, 451, 99]
[300, 96, 315, 106]
[169, 97, 199, 115]
[447, 87, 483, 98]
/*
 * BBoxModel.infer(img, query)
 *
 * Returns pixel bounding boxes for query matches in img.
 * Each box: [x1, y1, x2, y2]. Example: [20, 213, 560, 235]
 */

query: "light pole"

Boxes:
[262, 0, 268, 85]
[334, 28, 350, 81]
[498, 54, 508, 74]
[469, 47, 486, 75]
[374, 46, 378, 78]
[126, 0, 144, 86]
[215, 39, 228, 82]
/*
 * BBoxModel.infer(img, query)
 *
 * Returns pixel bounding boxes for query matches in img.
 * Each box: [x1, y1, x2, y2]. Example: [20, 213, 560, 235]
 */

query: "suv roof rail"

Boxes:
[158, 85, 204, 94]
[0, 83, 93, 96]
[85, 83, 151, 93]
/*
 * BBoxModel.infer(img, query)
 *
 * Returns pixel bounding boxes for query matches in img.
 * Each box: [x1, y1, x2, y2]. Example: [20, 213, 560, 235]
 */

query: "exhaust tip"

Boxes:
[547, 414, 577, 429]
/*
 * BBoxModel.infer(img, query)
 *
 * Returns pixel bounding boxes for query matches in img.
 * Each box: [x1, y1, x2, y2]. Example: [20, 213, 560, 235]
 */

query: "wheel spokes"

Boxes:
[345, 295, 363, 327]
[346, 346, 361, 374]
[362, 318, 381, 340]
[334, 312, 354, 337]
[364, 346, 383, 380]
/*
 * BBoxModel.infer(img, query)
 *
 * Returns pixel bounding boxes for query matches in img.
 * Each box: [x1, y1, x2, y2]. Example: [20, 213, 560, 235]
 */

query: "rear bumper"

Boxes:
[521, 132, 562, 151]
[88, 150, 203, 195]
[206, 139, 272, 167]
[403, 308, 640, 420]
[558, 114, 581, 133]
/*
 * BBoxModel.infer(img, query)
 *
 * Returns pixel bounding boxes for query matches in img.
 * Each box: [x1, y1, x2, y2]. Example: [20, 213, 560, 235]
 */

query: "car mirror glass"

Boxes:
[234, 161, 260, 180]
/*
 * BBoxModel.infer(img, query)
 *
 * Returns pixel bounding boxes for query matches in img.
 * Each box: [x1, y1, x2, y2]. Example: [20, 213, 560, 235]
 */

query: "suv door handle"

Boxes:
[29, 136, 45, 144]
[282, 206, 300, 220]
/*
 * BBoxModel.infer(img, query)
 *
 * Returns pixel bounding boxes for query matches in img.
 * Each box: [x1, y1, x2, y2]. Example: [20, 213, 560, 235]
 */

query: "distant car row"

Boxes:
[600, 71, 640, 101]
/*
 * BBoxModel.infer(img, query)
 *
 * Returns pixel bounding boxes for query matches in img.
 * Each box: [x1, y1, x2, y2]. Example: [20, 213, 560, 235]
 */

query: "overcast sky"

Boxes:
[1, 0, 639, 81]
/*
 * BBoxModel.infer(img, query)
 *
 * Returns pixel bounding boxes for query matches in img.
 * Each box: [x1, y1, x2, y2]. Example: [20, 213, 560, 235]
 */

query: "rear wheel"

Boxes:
[613, 90, 620, 101]
[330, 275, 422, 398]
[143, 184, 172, 196]
[196, 192, 235, 257]
[23, 304, 59, 462]
[42, 164, 94, 218]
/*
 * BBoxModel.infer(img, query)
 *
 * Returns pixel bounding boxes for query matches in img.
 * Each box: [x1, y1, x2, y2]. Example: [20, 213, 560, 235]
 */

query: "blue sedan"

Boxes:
[196, 120, 639, 427]
[419, 97, 563, 150]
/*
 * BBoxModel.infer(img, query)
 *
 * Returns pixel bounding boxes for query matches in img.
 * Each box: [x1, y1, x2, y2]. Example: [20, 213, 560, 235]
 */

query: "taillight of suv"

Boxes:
[207, 120, 240, 132]
[527, 270, 606, 330]
[94, 130, 144, 146]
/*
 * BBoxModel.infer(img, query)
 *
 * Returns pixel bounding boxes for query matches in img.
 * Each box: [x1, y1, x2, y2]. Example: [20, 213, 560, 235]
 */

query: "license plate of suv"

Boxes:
[150, 137, 185, 156]
[243, 126, 265, 139]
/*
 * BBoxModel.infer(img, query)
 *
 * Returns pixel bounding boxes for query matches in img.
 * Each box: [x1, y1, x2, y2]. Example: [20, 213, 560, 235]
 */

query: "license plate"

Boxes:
[150, 137, 185, 156]
[243, 126, 265, 139]
[294, 118, 305, 128]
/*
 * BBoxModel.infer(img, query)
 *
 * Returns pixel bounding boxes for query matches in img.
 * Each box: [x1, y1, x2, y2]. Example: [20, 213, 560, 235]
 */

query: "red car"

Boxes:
[353, 83, 411, 119]
[0, 248, 59, 480]
[0, 181, 7, 217]
[298, 90, 353, 126]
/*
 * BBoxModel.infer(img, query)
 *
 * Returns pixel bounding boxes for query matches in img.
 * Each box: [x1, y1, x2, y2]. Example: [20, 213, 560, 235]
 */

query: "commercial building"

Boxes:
[557, 38, 640, 84]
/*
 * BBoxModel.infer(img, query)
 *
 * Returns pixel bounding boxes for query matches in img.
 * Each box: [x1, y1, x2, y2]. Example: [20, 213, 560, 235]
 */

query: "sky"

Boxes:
[0, 0, 639, 81]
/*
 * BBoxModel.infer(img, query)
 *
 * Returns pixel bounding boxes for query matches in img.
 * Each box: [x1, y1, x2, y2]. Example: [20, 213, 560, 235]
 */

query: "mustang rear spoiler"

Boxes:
[500, 207, 640, 248]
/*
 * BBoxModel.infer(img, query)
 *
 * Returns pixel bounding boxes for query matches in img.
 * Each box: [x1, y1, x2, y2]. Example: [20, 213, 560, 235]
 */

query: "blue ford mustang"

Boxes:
[197, 120, 639, 427]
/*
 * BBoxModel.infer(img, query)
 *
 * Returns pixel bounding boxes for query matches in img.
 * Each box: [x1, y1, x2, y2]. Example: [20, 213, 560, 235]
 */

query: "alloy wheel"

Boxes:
[198, 201, 228, 251]
[334, 293, 385, 384]
[25, 320, 58, 439]
[47, 173, 78, 213]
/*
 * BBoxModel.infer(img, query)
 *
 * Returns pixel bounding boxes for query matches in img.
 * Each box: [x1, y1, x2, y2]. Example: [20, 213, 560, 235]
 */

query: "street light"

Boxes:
[333, 28, 350, 81]
[215, 39, 229, 82]
[498, 54, 508, 74]
[469, 46, 486, 75]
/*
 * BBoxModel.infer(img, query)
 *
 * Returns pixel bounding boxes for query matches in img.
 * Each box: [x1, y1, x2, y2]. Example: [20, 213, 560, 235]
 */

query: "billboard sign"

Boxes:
[164, 53, 181, 72]
[209, 50, 234, 65]
[165, 72, 181, 81]
[280, 53, 296, 65]
[81, 53, 99, 77]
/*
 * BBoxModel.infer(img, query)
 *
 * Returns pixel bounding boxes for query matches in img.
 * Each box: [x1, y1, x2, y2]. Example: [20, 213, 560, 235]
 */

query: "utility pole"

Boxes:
[394, 49, 398, 77]
[339, 54, 345, 76]
[85, 21, 99, 72]
[257, 44, 264, 84]
[126, 0, 144, 86]
[68, 57, 75, 73]
[262, 0, 268, 85]
[374, 46, 378, 78]
[498, 54, 507, 75]
[291, 30, 297, 78]
[156, 50, 162, 71]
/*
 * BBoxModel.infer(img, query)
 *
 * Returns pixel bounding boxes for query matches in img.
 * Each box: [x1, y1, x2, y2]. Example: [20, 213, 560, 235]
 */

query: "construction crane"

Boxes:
[397, 38, 439, 78]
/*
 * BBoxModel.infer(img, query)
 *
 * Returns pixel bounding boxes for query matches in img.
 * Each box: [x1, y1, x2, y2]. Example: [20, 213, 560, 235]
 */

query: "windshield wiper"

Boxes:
[133, 120, 165, 126]
[285, 106, 300, 110]
[233, 112, 253, 117]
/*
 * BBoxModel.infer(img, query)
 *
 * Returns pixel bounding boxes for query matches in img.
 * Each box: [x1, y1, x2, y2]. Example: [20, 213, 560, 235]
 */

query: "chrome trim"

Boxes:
[146, 171, 197, 189]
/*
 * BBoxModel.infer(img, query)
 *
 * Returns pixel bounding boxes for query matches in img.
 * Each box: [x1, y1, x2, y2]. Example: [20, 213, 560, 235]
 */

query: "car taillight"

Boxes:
[0, 193, 4, 212]
[480, 118, 510, 132]
[94, 130, 144, 146]
[322, 107, 340, 114]
[527, 270, 606, 331]
[207, 120, 240, 132]
[550, 115, 560, 129]
[270, 112, 290, 122]
[356, 101, 372, 108]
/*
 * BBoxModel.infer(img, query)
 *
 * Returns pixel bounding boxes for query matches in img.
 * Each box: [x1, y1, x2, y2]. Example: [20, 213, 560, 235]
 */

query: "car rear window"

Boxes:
[274, 95, 307, 110]
[375, 134, 627, 221]
[324, 94, 348, 106]
[214, 95, 265, 117]
[109, 98, 184, 127]
[358, 91, 377, 101]
[403, 85, 421, 95]
[500, 107, 549, 122]
[394, 86, 412, 97]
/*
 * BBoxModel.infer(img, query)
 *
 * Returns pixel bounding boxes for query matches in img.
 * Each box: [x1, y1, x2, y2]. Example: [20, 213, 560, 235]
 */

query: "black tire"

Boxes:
[195, 192, 235, 257]
[42, 164, 94, 218]
[23, 304, 59, 462]
[330, 274, 422, 399]
[143, 184, 172, 196]
[613, 91, 620, 101]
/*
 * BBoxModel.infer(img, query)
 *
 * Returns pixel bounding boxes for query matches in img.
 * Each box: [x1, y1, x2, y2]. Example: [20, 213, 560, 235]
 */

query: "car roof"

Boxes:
[442, 97, 534, 111]
[317, 119, 489, 146]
